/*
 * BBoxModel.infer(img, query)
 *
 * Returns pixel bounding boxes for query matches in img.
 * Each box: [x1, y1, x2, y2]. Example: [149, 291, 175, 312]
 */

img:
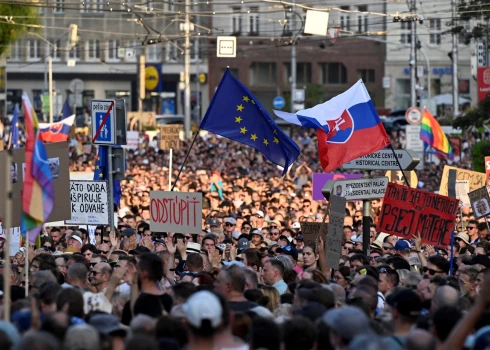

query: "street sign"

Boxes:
[406, 124, 424, 170]
[69, 78, 84, 94]
[405, 107, 422, 125]
[342, 149, 420, 171]
[322, 176, 389, 201]
[273, 96, 286, 110]
[425, 144, 437, 154]
[217, 36, 236, 58]
[91, 99, 116, 145]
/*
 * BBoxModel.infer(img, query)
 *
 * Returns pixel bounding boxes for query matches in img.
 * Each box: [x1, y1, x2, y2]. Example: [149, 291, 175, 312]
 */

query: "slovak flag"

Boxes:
[274, 80, 390, 172]
[38, 115, 76, 143]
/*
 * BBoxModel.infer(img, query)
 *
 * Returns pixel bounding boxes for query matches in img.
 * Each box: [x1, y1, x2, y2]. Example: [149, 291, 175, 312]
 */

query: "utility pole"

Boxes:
[184, 0, 191, 139]
[137, 45, 145, 131]
[290, 0, 296, 113]
[409, 0, 417, 107]
[451, 0, 459, 117]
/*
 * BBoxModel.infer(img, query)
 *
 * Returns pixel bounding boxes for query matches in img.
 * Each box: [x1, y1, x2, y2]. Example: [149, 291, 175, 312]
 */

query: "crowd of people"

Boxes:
[0, 123, 488, 350]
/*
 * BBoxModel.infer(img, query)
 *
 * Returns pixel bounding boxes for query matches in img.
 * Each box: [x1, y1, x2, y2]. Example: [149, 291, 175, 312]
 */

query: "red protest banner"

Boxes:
[377, 183, 459, 247]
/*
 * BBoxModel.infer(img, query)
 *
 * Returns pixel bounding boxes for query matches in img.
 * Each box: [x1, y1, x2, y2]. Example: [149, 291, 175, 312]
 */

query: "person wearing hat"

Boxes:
[385, 289, 423, 349]
[250, 229, 264, 248]
[455, 232, 470, 248]
[208, 217, 222, 233]
[393, 240, 411, 259]
[223, 217, 237, 239]
[251, 210, 265, 229]
[67, 234, 83, 252]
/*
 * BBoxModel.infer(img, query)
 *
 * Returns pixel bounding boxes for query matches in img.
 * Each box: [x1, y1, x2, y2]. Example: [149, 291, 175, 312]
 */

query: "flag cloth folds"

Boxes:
[60, 99, 72, 120]
[274, 80, 390, 172]
[9, 103, 20, 149]
[21, 94, 54, 243]
[200, 70, 300, 174]
[38, 115, 75, 143]
[94, 145, 122, 207]
[420, 108, 453, 160]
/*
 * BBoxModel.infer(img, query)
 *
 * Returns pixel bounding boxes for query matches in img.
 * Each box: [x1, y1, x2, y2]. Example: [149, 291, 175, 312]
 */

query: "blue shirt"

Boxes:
[273, 279, 288, 295]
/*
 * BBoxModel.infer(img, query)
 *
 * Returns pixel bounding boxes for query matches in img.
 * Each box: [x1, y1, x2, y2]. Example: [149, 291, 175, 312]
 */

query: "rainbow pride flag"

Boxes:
[420, 108, 453, 160]
[21, 94, 54, 242]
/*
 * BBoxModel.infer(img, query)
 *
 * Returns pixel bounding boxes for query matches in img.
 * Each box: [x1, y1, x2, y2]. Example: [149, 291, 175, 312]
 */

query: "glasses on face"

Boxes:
[243, 226, 251, 230]
[103, 240, 110, 244]
[466, 226, 476, 230]
[382, 246, 392, 251]
[303, 204, 310, 208]
[99, 250, 109, 254]
[423, 267, 443, 275]
[272, 232, 280, 236]
[369, 256, 379, 261]
[225, 223, 235, 227]
[270, 225, 278, 228]
[184, 236, 192, 240]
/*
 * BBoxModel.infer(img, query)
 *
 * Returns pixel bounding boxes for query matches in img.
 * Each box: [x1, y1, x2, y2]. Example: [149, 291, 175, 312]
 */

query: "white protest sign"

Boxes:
[326, 195, 346, 270]
[150, 191, 202, 234]
[66, 180, 109, 225]
[123, 131, 139, 150]
[0, 223, 21, 256]
[456, 180, 470, 207]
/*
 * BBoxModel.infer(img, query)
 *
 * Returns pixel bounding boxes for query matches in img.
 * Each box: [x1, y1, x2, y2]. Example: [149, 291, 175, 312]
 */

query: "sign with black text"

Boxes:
[377, 183, 459, 247]
[325, 195, 346, 269]
[66, 180, 109, 225]
[468, 186, 490, 219]
[300, 222, 328, 245]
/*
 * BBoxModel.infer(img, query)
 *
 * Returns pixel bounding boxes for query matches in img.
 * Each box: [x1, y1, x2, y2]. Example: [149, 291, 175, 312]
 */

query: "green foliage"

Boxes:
[0, 4, 38, 56]
[452, 96, 490, 130]
[305, 84, 325, 108]
[472, 140, 490, 172]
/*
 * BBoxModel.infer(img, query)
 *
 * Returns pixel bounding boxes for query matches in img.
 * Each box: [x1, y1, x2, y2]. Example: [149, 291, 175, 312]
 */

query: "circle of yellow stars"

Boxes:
[234, 96, 279, 146]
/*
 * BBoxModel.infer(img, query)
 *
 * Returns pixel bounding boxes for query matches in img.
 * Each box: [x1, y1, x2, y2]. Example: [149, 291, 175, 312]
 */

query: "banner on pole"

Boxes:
[439, 166, 485, 196]
[66, 180, 109, 225]
[468, 186, 490, 219]
[325, 195, 346, 270]
[150, 191, 202, 234]
[377, 183, 459, 247]
[160, 125, 182, 150]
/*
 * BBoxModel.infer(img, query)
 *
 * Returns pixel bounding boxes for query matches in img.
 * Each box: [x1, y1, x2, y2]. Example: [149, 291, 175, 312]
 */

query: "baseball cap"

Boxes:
[386, 289, 422, 318]
[465, 325, 490, 350]
[277, 245, 298, 261]
[455, 232, 470, 245]
[69, 235, 83, 245]
[208, 217, 221, 227]
[253, 210, 265, 218]
[322, 306, 373, 341]
[394, 240, 410, 251]
[222, 260, 246, 268]
[296, 235, 304, 241]
[121, 228, 136, 237]
[269, 220, 281, 227]
[232, 230, 242, 240]
[183, 291, 223, 329]
[468, 254, 490, 268]
[224, 217, 237, 225]
[292, 222, 301, 229]
[88, 313, 127, 336]
[251, 229, 264, 239]
[128, 246, 151, 255]
[237, 238, 251, 250]
[186, 242, 201, 254]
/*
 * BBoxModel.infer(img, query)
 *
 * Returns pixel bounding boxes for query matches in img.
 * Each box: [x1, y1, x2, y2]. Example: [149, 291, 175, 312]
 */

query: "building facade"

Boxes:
[6, 0, 209, 123]
[208, 1, 387, 114]
[384, 1, 475, 113]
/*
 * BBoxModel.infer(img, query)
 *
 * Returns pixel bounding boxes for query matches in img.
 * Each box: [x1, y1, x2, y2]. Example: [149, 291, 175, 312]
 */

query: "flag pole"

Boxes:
[2, 148, 13, 320]
[388, 144, 411, 187]
[171, 130, 200, 191]
[24, 234, 28, 297]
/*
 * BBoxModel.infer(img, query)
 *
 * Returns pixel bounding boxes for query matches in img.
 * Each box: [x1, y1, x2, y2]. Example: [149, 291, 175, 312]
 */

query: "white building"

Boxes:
[384, 1, 475, 114]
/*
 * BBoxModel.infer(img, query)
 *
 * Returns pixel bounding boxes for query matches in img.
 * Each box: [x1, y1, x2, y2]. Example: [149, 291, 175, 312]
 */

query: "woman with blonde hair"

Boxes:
[260, 285, 280, 313]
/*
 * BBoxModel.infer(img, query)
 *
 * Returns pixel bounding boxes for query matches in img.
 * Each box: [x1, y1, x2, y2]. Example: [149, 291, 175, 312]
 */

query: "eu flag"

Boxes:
[94, 146, 122, 207]
[200, 70, 300, 174]
[10, 103, 20, 149]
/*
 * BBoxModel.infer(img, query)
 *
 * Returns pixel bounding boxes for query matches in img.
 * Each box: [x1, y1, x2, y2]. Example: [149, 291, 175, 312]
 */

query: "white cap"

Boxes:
[292, 222, 301, 229]
[183, 291, 222, 329]
[186, 242, 201, 254]
[70, 235, 83, 245]
[254, 210, 265, 218]
[232, 230, 241, 240]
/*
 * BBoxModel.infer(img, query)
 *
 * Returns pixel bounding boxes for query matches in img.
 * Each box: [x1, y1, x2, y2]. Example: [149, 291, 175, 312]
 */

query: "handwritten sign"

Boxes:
[377, 183, 459, 247]
[456, 180, 470, 207]
[468, 186, 490, 219]
[439, 166, 485, 196]
[300, 222, 328, 245]
[325, 195, 346, 270]
[66, 180, 109, 225]
[150, 191, 202, 234]
[160, 125, 182, 150]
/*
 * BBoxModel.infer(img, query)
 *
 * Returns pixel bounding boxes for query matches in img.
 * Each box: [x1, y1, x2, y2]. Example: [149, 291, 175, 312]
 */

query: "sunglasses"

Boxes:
[270, 225, 278, 228]
[466, 226, 476, 230]
[423, 267, 443, 275]
[225, 223, 235, 227]
[103, 240, 110, 244]
[184, 236, 192, 240]
[99, 250, 109, 254]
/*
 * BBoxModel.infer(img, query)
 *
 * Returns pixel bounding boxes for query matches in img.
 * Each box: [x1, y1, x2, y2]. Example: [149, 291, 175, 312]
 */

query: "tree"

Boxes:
[471, 140, 490, 172]
[452, 95, 490, 131]
[454, 1, 490, 44]
[0, 4, 39, 56]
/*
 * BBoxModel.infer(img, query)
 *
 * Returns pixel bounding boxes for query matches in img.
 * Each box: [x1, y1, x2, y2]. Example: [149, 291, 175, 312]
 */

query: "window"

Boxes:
[358, 69, 375, 83]
[51, 40, 61, 61]
[400, 21, 412, 44]
[284, 63, 312, 85]
[190, 38, 200, 61]
[87, 40, 100, 60]
[430, 19, 441, 45]
[231, 7, 242, 35]
[167, 42, 179, 62]
[81, 0, 103, 13]
[8, 41, 20, 61]
[249, 7, 259, 35]
[54, 0, 64, 13]
[340, 6, 350, 31]
[27, 40, 41, 61]
[357, 6, 368, 33]
[250, 62, 276, 86]
[321, 63, 347, 84]
[146, 44, 161, 62]
[68, 41, 82, 61]
[107, 40, 120, 61]
[81, 0, 90, 13]
[93, 0, 104, 13]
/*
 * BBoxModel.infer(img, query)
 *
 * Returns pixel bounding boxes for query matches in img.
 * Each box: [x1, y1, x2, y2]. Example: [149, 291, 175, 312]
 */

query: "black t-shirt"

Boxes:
[121, 292, 173, 325]
[229, 300, 258, 313]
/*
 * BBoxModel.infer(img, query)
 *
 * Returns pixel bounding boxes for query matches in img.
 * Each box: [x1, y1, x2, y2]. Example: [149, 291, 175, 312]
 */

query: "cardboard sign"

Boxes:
[66, 180, 109, 225]
[456, 180, 470, 207]
[439, 166, 486, 196]
[312, 173, 362, 201]
[123, 131, 139, 150]
[0, 142, 71, 227]
[385, 170, 418, 188]
[485, 156, 490, 193]
[377, 183, 459, 247]
[325, 195, 346, 270]
[150, 191, 202, 234]
[468, 186, 490, 219]
[160, 125, 182, 150]
[300, 222, 328, 245]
